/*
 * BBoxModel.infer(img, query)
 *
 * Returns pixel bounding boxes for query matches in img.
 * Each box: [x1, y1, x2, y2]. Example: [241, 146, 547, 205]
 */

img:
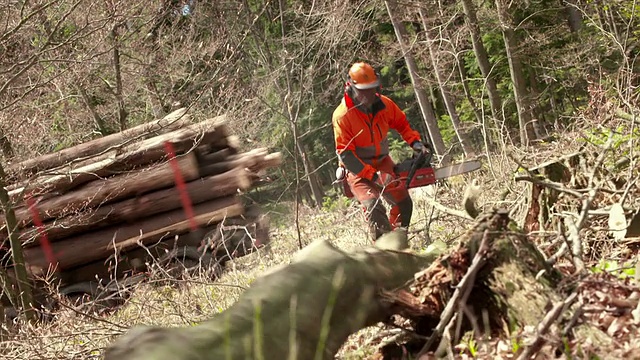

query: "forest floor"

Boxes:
[1, 126, 639, 360]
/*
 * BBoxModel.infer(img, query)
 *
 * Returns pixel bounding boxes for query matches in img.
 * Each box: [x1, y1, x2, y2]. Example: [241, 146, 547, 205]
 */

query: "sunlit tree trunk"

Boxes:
[110, 24, 129, 131]
[495, 0, 535, 146]
[0, 162, 35, 323]
[384, 1, 449, 164]
[418, 7, 476, 158]
[461, 0, 504, 133]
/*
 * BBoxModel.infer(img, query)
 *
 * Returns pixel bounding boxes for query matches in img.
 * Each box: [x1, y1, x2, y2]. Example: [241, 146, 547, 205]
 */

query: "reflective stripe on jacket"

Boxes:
[332, 93, 421, 181]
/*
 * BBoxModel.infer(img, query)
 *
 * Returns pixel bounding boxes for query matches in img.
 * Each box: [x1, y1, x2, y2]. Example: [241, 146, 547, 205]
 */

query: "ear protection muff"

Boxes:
[344, 80, 356, 99]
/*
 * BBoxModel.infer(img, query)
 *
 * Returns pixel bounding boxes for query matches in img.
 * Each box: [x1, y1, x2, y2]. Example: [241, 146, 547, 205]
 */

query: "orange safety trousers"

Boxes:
[345, 156, 413, 241]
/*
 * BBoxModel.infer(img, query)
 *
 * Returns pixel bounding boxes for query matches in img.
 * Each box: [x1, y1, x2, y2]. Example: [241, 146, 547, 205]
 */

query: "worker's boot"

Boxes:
[375, 227, 409, 251]
[389, 196, 413, 229]
[362, 199, 392, 242]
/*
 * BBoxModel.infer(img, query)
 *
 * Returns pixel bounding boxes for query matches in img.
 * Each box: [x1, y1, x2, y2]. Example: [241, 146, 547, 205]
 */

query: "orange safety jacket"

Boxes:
[332, 91, 421, 181]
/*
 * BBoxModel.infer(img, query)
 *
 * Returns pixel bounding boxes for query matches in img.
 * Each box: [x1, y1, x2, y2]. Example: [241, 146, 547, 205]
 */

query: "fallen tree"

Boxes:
[103, 228, 435, 360]
[101, 209, 551, 359]
[104, 206, 637, 359]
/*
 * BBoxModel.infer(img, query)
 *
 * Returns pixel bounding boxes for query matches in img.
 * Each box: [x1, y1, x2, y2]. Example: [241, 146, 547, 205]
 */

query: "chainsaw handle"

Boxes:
[404, 142, 434, 188]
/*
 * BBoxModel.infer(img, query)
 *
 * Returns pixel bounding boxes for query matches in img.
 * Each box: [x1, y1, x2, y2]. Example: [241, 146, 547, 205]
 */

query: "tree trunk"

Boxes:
[495, 0, 534, 146]
[528, 70, 546, 140]
[0, 128, 14, 159]
[0, 162, 35, 323]
[461, 0, 504, 134]
[102, 208, 576, 360]
[14, 168, 251, 246]
[7, 108, 191, 180]
[23, 196, 244, 274]
[8, 152, 200, 228]
[418, 7, 476, 158]
[299, 142, 324, 207]
[111, 24, 129, 131]
[384, 0, 449, 165]
[103, 229, 437, 360]
[7, 118, 229, 202]
[563, 0, 583, 32]
[77, 83, 111, 135]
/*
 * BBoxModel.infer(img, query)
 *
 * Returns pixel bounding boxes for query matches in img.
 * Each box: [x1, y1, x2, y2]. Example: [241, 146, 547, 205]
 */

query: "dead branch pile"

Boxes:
[512, 135, 640, 268]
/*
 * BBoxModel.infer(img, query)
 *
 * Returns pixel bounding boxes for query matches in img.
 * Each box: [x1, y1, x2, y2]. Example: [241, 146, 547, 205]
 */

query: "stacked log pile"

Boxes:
[0, 108, 281, 280]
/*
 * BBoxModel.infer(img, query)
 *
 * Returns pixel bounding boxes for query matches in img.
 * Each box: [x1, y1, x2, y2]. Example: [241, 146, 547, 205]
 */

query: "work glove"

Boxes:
[412, 141, 431, 156]
[372, 171, 398, 189]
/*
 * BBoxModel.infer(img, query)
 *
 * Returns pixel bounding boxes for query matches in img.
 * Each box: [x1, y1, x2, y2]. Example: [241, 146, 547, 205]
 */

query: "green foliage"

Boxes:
[321, 193, 352, 213]
[458, 332, 479, 357]
[591, 259, 637, 281]
[581, 126, 628, 147]
[511, 335, 522, 354]
[387, 137, 412, 163]
[437, 114, 457, 144]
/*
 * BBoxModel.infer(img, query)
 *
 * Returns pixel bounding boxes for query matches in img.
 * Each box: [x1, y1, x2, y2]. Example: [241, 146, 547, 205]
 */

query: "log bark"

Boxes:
[6, 114, 230, 202]
[7, 108, 191, 180]
[104, 229, 437, 360]
[23, 196, 244, 274]
[103, 209, 583, 360]
[8, 152, 200, 228]
[199, 148, 282, 177]
[16, 167, 252, 246]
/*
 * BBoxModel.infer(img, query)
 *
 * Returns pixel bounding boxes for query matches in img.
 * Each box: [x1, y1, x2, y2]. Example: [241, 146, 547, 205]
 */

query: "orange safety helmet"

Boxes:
[348, 62, 380, 90]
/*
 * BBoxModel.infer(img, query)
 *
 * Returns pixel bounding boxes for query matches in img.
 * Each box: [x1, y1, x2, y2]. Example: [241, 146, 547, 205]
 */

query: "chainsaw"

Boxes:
[336, 148, 482, 198]
[393, 149, 482, 189]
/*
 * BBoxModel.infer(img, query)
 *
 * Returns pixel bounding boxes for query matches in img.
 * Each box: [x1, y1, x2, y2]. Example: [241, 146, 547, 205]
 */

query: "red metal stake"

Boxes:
[26, 195, 58, 270]
[163, 141, 198, 231]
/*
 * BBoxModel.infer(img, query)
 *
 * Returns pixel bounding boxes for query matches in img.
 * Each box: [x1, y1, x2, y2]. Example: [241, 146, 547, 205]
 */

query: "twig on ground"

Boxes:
[563, 215, 585, 273]
[417, 229, 491, 356]
[562, 302, 583, 336]
[423, 196, 474, 220]
[566, 136, 613, 274]
[434, 313, 458, 359]
[55, 300, 128, 330]
[546, 221, 569, 265]
[516, 292, 578, 360]
[514, 175, 583, 198]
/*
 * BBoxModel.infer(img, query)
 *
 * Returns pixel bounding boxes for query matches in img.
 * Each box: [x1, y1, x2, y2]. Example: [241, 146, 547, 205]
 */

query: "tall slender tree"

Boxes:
[495, 0, 535, 146]
[384, 0, 449, 164]
[461, 0, 504, 135]
[418, 7, 475, 158]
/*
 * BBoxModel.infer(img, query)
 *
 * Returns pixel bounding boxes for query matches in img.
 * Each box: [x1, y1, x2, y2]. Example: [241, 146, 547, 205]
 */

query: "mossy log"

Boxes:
[104, 229, 438, 360]
[105, 209, 593, 359]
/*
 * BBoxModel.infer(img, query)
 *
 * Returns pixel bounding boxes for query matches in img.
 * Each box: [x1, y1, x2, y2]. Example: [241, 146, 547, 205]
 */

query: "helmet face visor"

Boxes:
[351, 86, 378, 108]
[352, 80, 380, 90]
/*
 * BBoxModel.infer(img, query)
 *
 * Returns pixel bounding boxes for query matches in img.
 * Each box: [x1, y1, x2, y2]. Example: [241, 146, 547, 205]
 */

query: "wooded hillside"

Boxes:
[0, 1, 639, 359]
[1, 0, 636, 207]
